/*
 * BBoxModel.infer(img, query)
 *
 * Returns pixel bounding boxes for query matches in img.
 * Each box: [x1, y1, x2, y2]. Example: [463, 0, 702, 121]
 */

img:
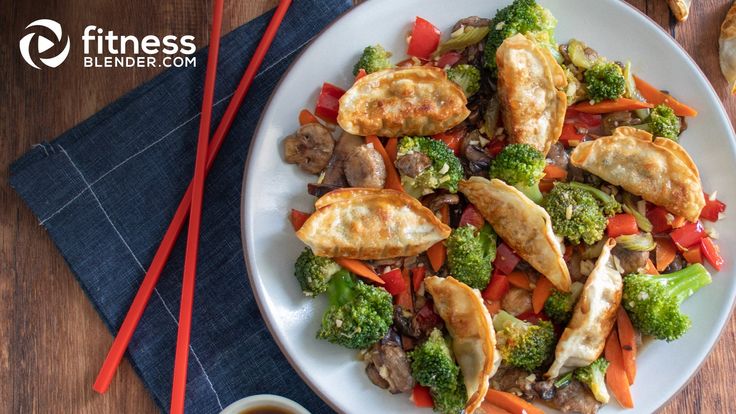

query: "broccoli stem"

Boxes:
[554, 371, 573, 388]
[518, 183, 543, 204]
[568, 181, 621, 214]
[622, 193, 653, 233]
[326, 270, 355, 306]
[492, 310, 523, 331]
[658, 263, 712, 304]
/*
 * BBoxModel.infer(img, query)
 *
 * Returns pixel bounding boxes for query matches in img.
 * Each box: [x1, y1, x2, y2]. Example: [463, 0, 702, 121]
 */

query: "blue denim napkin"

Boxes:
[10, 1, 352, 412]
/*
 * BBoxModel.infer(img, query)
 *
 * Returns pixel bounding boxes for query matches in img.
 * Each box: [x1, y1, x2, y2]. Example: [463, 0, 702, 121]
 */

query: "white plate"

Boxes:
[242, 1, 736, 412]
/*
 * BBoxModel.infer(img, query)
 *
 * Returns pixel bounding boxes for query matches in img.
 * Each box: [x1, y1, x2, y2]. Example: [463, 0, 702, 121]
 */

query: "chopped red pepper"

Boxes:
[482, 272, 509, 301]
[670, 221, 706, 249]
[459, 204, 485, 229]
[646, 206, 673, 234]
[577, 111, 602, 127]
[290, 209, 310, 231]
[412, 266, 426, 292]
[516, 310, 550, 324]
[354, 68, 367, 82]
[411, 384, 434, 407]
[407, 17, 441, 60]
[494, 243, 520, 275]
[700, 237, 724, 271]
[380, 268, 407, 296]
[607, 214, 639, 238]
[486, 138, 506, 156]
[435, 51, 461, 68]
[314, 82, 345, 124]
[700, 193, 726, 222]
[558, 123, 585, 146]
[432, 126, 465, 156]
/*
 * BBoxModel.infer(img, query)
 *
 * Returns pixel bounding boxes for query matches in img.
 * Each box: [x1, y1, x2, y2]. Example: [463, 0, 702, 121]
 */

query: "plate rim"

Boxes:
[240, 1, 736, 412]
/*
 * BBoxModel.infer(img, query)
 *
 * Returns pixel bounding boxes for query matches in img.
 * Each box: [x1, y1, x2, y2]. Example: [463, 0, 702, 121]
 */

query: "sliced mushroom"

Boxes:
[363, 332, 414, 394]
[344, 145, 387, 188]
[395, 152, 432, 178]
[283, 123, 335, 174]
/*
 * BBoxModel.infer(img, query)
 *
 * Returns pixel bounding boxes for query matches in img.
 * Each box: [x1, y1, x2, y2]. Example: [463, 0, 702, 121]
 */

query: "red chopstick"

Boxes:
[92, 0, 293, 396]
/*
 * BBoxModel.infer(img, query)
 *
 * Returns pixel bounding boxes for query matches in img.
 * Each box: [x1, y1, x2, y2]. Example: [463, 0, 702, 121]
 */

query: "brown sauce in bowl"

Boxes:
[239, 405, 295, 414]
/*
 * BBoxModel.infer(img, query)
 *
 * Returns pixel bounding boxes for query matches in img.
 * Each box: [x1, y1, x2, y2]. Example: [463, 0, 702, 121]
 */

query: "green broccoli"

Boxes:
[543, 183, 607, 245]
[543, 282, 584, 326]
[396, 137, 463, 198]
[317, 270, 393, 349]
[568, 181, 621, 216]
[353, 44, 392, 76]
[622, 263, 712, 341]
[446, 224, 497, 290]
[584, 61, 626, 103]
[411, 328, 460, 391]
[430, 376, 467, 414]
[639, 104, 681, 140]
[489, 143, 546, 204]
[294, 248, 342, 297]
[446, 64, 481, 97]
[493, 310, 556, 371]
[484, 0, 558, 74]
[574, 357, 610, 403]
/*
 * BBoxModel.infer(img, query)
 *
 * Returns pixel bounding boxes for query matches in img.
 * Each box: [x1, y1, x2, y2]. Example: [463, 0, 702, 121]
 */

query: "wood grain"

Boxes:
[1, 1, 734, 413]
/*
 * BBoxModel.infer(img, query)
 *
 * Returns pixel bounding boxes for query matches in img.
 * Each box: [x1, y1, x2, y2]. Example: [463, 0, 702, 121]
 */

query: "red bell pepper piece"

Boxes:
[700, 237, 724, 271]
[411, 384, 434, 407]
[670, 221, 706, 249]
[607, 214, 639, 238]
[435, 51, 461, 68]
[516, 310, 550, 324]
[459, 204, 485, 229]
[432, 127, 465, 156]
[646, 206, 673, 234]
[700, 193, 726, 222]
[486, 138, 506, 156]
[412, 266, 426, 292]
[577, 111, 602, 127]
[314, 82, 345, 124]
[354, 68, 367, 82]
[494, 243, 520, 275]
[558, 123, 585, 146]
[380, 268, 407, 296]
[290, 209, 310, 231]
[482, 272, 509, 301]
[407, 17, 441, 60]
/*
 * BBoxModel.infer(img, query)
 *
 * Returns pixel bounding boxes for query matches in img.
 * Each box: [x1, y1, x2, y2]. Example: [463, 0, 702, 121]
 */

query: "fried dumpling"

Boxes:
[459, 177, 571, 292]
[547, 239, 622, 378]
[496, 33, 567, 156]
[720, 2, 736, 94]
[337, 67, 470, 137]
[667, 0, 691, 22]
[296, 188, 450, 259]
[424, 276, 495, 414]
[570, 126, 705, 222]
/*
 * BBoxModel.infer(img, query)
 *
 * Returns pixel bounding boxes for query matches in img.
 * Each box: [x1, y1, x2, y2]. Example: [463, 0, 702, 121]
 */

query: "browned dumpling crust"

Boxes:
[296, 188, 450, 260]
[337, 67, 470, 137]
[496, 34, 567, 156]
[570, 126, 705, 222]
[720, 2, 736, 94]
[547, 239, 622, 379]
[424, 276, 495, 414]
[459, 177, 571, 292]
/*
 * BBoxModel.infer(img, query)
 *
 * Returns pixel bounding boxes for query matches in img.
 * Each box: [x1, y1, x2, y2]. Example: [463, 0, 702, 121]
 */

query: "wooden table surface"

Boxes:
[2, 0, 735, 413]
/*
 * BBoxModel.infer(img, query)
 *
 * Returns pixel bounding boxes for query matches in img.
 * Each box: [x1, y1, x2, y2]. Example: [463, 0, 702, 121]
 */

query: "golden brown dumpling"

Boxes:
[720, 2, 736, 94]
[459, 177, 571, 292]
[337, 67, 470, 137]
[296, 188, 450, 259]
[424, 276, 495, 414]
[547, 239, 622, 380]
[496, 34, 567, 156]
[570, 126, 705, 222]
[667, 0, 691, 21]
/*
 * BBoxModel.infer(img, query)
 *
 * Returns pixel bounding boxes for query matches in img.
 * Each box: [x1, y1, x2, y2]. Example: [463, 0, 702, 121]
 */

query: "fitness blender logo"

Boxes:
[19, 19, 70, 69]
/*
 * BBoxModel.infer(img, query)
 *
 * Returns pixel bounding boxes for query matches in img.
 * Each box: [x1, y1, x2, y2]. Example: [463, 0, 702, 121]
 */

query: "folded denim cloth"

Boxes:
[10, 1, 352, 412]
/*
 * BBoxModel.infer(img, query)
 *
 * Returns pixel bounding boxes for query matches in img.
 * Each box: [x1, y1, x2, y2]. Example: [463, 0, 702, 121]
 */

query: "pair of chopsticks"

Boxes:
[92, 1, 293, 412]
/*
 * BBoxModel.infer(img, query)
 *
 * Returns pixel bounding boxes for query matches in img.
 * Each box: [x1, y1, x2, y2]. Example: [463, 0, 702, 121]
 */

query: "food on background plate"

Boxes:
[667, 0, 691, 22]
[281, 0, 724, 412]
[720, 2, 736, 94]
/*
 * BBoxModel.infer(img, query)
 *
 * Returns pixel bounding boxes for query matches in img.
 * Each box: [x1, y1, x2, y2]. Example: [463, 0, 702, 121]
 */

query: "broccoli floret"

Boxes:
[430, 376, 467, 414]
[396, 137, 463, 198]
[544, 282, 583, 326]
[622, 263, 712, 341]
[353, 44, 392, 76]
[574, 357, 610, 403]
[294, 248, 342, 297]
[317, 270, 393, 349]
[584, 61, 626, 103]
[648, 104, 681, 140]
[446, 64, 481, 97]
[446, 224, 497, 290]
[568, 181, 621, 216]
[493, 310, 556, 371]
[489, 143, 546, 204]
[543, 183, 607, 245]
[484, 0, 558, 75]
[411, 328, 459, 391]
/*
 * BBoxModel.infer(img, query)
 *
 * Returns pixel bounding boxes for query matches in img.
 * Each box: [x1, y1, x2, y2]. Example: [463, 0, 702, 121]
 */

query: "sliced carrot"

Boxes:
[543, 164, 568, 181]
[385, 137, 399, 164]
[439, 204, 450, 225]
[355, 68, 367, 82]
[479, 401, 513, 414]
[605, 329, 634, 409]
[571, 98, 654, 114]
[485, 299, 502, 315]
[655, 237, 677, 272]
[532, 276, 554, 314]
[682, 247, 703, 264]
[395, 268, 413, 310]
[643, 258, 659, 275]
[539, 180, 555, 193]
[506, 271, 532, 291]
[334, 257, 384, 285]
[633, 75, 698, 117]
[617, 307, 637, 385]
[427, 241, 446, 272]
[485, 389, 545, 414]
[298, 109, 320, 126]
[366, 135, 403, 192]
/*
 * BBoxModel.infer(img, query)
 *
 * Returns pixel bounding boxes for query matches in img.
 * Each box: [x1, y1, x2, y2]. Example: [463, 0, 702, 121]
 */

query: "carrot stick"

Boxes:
[395, 268, 413, 310]
[605, 329, 634, 408]
[298, 109, 320, 125]
[571, 98, 653, 114]
[543, 164, 568, 181]
[427, 242, 446, 272]
[506, 271, 532, 291]
[539, 180, 555, 193]
[484, 389, 545, 414]
[532, 276, 554, 314]
[634, 75, 698, 117]
[479, 401, 513, 414]
[385, 137, 399, 164]
[617, 307, 637, 385]
[366, 135, 403, 192]
[643, 258, 659, 275]
[334, 257, 385, 285]
[438, 204, 450, 225]
[655, 237, 677, 272]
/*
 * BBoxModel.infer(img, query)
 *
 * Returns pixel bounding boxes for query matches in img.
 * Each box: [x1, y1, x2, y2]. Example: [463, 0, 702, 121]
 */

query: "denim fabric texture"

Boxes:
[9, 1, 352, 412]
